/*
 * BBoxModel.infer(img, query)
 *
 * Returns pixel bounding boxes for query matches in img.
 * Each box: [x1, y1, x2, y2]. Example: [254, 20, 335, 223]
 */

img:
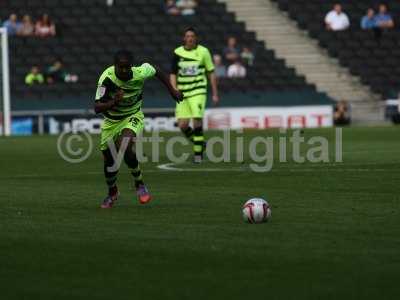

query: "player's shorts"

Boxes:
[175, 94, 207, 119]
[100, 111, 144, 151]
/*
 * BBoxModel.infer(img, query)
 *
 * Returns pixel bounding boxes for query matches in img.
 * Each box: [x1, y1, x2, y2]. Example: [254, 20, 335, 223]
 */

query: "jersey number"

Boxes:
[181, 66, 199, 76]
[129, 117, 140, 126]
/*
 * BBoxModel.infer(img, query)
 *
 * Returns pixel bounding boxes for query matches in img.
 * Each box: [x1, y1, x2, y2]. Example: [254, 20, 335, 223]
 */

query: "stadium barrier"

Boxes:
[205, 106, 333, 129]
[3, 104, 334, 135]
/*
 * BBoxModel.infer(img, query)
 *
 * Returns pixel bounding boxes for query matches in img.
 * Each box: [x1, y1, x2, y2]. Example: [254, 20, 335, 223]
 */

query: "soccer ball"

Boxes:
[242, 198, 271, 223]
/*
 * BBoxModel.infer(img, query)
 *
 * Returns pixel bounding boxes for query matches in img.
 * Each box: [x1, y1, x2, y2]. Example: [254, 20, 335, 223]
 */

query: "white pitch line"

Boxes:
[157, 163, 183, 171]
[156, 163, 392, 173]
[1, 165, 395, 179]
[157, 162, 244, 172]
[279, 168, 388, 172]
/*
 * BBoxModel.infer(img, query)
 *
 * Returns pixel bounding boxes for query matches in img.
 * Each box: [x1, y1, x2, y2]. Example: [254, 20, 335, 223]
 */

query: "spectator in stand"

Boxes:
[227, 59, 246, 78]
[18, 15, 35, 37]
[176, 0, 197, 16]
[375, 4, 394, 29]
[165, 0, 180, 16]
[35, 14, 56, 38]
[334, 101, 351, 126]
[25, 66, 44, 86]
[223, 36, 240, 63]
[241, 47, 254, 66]
[325, 4, 350, 31]
[46, 60, 66, 84]
[213, 54, 226, 78]
[2, 13, 22, 36]
[361, 8, 376, 30]
[45, 60, 78, 84]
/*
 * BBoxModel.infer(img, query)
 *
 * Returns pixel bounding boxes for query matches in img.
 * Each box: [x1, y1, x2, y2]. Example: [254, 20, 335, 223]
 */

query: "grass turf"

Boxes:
[0, 127, 399, 299]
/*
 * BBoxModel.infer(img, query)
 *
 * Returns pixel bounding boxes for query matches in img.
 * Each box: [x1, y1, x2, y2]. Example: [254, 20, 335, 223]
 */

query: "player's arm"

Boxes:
[94, 89, 123, 114]
[208, 71, 219, 106]
[170, 73, 177, 90]
[204, 49, 219, 105]
[155, 65, 183, 103]
[169, 52, 179, 90]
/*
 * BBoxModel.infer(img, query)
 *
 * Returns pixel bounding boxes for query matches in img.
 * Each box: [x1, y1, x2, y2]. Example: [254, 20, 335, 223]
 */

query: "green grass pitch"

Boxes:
[0, 127, 400, 299]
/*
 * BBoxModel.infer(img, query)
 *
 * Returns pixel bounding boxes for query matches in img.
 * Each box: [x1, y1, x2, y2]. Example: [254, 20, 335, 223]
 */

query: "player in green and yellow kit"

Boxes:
[95, 50, 183, 208]
[170, 27, 219, 163]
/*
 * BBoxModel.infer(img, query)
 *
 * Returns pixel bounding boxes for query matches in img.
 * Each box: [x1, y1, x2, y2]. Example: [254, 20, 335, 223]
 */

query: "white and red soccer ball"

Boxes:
[242, 198, 271, 223]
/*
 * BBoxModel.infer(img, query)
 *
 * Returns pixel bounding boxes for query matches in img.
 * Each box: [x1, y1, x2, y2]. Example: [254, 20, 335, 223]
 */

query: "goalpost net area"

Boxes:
[0, 27, 11, 136]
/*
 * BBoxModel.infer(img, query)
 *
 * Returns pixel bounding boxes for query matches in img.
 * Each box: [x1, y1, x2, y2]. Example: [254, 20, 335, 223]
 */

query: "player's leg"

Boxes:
[188, 95, 207, 162]
[175, 98, 194, 141]
[100, 148, 120, 208]
[119, 114, 151, 204]
[192, 118, 205, 163]
[120, 128, 142, 187]
[178, 118, 194, 141]
[99, 120, 121, 208]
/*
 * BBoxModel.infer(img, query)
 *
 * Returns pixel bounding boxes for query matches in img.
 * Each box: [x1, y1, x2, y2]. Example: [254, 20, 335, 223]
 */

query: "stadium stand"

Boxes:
[271, 0, 400, 99]
[1, 0, 333, 110]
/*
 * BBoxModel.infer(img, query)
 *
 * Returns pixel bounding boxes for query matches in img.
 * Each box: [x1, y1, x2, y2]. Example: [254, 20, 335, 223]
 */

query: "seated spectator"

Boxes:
[25, 66, 44, 86]
[45, 60, 78, 84]
[213, 54, 226, 78]
[325, 4, 350, 31]
[46, 60, 66, 84]
[176, 0, 197, 16]
[227, 59, 246, 78]
[375, 4, 394, 29]
[361, 9, 376, 30]
[165, 0, 180, 15]
[35, 14, 56, 38]
[241, 47, 254, 66]
[223, 37, 240, 63]
[18, 15, 35, 37]
[334, 101, 351, 126]
[2, 13, 22, 36]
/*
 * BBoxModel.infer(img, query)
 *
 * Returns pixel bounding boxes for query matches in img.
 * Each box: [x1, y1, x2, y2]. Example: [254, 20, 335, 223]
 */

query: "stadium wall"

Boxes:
[5, 105, 333, 135]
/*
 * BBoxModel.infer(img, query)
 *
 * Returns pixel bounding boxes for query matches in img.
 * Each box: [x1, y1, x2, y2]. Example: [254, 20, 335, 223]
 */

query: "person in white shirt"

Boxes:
[227, 60, 246, 78]
[176, 0, 197, 16]
[325, 4, 350, 31]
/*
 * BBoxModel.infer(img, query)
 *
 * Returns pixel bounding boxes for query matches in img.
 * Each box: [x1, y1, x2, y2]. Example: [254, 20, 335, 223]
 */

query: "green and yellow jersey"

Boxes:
[95, 63, 156, 120]
[171, 45, 215, 99]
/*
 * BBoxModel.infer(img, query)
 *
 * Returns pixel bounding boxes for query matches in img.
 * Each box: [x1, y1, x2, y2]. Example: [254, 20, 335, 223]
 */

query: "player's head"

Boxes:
[114, 50, 133, 81]
[183, 27, 197, 49]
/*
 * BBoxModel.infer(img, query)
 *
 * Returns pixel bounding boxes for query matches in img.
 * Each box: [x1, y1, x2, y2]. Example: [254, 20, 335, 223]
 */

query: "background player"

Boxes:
[170, 27, 219, 163]
[95, 50, 183, 208]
